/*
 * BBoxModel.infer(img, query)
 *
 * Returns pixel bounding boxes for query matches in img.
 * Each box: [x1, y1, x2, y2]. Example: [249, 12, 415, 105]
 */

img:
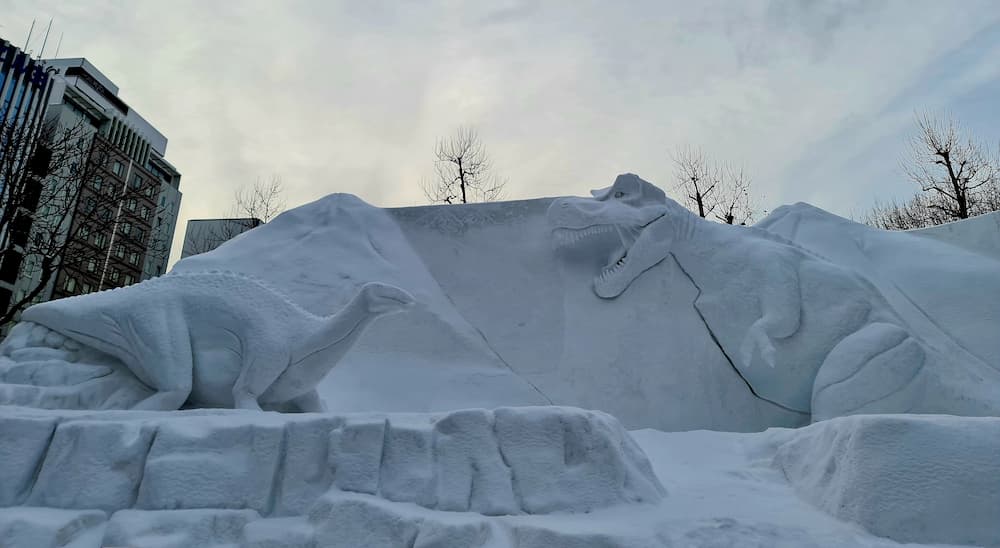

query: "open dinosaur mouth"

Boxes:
[600, 249, 629, 282]
[553, 224, 634, 290]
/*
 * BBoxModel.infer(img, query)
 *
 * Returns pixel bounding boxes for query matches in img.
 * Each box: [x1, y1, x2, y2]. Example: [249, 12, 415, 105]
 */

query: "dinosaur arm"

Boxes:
[739, 257, 802, 367]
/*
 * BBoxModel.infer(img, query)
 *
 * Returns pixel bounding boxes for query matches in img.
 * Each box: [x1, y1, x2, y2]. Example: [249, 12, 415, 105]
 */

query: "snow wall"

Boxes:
[173, 195, 799, 432]
[169, 193, 1000, 433]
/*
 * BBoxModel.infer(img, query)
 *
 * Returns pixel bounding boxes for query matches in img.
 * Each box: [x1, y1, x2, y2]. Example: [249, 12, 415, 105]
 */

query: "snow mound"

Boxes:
[773, 414, 1000, 547]
[0, 405, 663, 518]
[0, 322, 153, 410]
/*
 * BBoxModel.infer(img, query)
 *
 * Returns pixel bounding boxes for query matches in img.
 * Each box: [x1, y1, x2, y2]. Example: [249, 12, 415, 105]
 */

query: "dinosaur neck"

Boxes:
[665, 203, 702, 248]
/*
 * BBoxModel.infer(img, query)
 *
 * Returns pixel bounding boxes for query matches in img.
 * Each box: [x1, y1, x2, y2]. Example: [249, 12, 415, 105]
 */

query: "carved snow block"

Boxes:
[0, 414, 57, 506]
[137, 418, 283, 513]
[28, 419, 155, 512]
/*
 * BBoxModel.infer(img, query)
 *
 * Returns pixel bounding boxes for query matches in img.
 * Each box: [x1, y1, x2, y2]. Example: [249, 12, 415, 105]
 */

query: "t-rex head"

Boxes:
[547, 174, 673, 299]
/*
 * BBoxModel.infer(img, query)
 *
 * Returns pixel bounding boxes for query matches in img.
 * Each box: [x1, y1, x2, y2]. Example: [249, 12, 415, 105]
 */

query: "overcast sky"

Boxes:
[3, 1, 1000, 267]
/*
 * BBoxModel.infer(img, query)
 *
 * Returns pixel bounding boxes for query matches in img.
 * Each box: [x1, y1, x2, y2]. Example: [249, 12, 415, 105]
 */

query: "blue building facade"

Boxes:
[0, 37, 56, 164]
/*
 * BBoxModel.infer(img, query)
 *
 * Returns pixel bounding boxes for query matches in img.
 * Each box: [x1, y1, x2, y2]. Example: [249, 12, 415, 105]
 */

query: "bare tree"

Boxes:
[0, 115, 150, 326]
[905, 113, 998, 220]
[183, 175, 286, 256]
[672, 146, 719, 219]
[713, 163, 755, 225]
[234, 174, 286, 223]
[423, 127, 506, 204]
[673, 147, 756, 224]
[869, 113, 1000, 229]
[861, 195, 950, 230]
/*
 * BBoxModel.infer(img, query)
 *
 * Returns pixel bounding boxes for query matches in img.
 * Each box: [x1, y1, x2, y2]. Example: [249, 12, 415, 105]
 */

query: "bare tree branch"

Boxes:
[672, 146, 720, 219]
[673, 146, 757, 223]
[0, 114, 166, 326]
[713, 163, 755, 225]
[183, 175, 285, 256]
[868, 112, 1000, 229]
[424, 127, 506, 204]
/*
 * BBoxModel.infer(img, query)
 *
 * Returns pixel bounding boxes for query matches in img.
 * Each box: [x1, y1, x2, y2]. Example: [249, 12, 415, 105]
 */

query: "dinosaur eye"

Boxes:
[613, 191, 625, 198]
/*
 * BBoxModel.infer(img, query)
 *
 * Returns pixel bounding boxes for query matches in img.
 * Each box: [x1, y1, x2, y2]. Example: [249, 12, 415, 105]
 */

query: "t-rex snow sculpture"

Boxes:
[6, 271, 414, 412]
[547, 174, 1000, 421]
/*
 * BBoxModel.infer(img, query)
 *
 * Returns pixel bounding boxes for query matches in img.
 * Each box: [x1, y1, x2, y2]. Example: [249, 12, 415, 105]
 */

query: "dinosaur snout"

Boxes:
[360, 283, 416, 315]
[547, 198, 601, 229]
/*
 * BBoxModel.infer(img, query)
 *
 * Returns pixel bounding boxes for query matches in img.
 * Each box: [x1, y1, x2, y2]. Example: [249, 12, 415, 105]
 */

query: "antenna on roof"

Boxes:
[53, 32, 64, 59]
[24, 19, 36, 52]
[38, 18, 53, 58]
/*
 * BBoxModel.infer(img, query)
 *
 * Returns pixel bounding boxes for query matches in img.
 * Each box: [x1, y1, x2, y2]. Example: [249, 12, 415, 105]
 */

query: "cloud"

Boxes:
[3, 0, 1000, 267]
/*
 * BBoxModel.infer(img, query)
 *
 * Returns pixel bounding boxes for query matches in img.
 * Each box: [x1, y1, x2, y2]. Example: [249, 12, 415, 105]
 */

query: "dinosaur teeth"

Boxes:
[553, 225, 613, 247]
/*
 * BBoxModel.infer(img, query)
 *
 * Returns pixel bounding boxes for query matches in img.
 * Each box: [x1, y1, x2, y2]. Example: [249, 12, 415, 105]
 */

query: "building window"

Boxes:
[121, 222, 131, 236]
[134, 227, 145, 243]
[144, 185, 155, 198]
[78, 225, 91, 239]
[86, 259, 97, 272]
[110, 269, 120, 283]
[159, 196, 165, 206]
[115, 244, 125, 258]
[112, 161, 123, 176]
[123, 274, 134, 286]
[81, 283, 92, 294]
[140, 206, 150, 220]
[64, 277, 77, 292]
[126, 198, 136, 211]
[129, 251, 140, 265]
[94, 233, 107, 247]
[131, 174, 143, 189]
[93, 176, 103, 192]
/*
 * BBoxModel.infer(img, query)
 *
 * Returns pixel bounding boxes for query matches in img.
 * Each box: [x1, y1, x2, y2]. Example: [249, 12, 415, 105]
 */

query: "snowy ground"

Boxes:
[632, 428, 963, 548]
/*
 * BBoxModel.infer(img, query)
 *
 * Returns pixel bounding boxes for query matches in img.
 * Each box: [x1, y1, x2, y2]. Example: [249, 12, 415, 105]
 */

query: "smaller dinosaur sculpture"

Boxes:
[17, 271, 415, 412]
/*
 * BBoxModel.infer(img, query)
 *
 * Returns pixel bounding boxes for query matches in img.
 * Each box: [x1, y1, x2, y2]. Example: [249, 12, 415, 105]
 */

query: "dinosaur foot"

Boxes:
[811, 322, 926, 422]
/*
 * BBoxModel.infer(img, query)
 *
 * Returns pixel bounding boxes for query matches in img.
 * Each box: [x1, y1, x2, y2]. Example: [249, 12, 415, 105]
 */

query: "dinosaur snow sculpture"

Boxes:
[547, 174, 1000, 421]
[11, 271, 415, 412]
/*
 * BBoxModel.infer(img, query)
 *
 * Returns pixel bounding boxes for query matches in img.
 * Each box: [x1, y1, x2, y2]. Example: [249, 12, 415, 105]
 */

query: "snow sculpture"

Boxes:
[548, 173, 1000, 421]
[1, 175, 999, 547]
[3, 271, 414, 411]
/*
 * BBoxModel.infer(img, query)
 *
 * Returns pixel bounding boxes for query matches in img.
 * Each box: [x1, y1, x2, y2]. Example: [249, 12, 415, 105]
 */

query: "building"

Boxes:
[0, 37, 56, 160]
[2, 57, 182, 318]
[0, 37, 57, 314]
[181, 217, 262, 259]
